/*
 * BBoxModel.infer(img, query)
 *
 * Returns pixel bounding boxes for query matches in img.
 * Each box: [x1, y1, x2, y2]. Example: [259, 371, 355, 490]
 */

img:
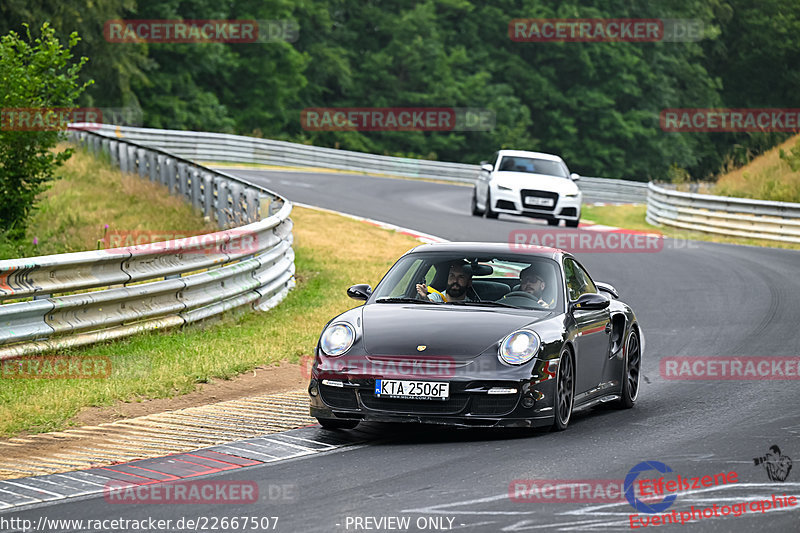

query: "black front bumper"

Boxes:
[309, 377, 556, 428]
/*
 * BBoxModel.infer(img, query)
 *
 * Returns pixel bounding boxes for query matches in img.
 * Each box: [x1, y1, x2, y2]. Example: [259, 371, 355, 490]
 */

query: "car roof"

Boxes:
[496, 150, 564, 162]
[407, 241, 565, 260]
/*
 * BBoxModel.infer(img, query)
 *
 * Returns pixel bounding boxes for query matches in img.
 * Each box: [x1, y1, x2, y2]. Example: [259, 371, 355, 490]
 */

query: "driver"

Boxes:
[416, 262, 477, 302]
[517, 264, 555, 308]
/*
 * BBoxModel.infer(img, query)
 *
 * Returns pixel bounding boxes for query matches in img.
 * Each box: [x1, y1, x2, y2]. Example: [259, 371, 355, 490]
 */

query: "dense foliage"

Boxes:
[1, 0, 798, 183]
[0, 23, 90, 238]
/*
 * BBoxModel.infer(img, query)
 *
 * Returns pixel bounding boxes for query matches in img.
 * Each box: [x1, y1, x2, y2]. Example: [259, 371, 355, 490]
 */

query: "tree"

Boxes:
[0, 23, 91, 239]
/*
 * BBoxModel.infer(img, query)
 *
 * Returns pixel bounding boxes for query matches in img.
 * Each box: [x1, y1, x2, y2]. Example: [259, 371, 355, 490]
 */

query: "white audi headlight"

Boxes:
[499, 330, 541, 365]
[320, 322, 355, 356]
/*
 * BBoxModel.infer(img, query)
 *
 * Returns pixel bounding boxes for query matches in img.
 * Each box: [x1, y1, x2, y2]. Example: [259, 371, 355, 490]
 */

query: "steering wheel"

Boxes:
[500, 290, 550, 308]
[502, 290, 538, 300]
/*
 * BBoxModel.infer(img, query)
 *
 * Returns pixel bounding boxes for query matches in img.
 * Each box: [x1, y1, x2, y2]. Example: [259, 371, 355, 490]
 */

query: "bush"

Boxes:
[0, 23, 91, 241]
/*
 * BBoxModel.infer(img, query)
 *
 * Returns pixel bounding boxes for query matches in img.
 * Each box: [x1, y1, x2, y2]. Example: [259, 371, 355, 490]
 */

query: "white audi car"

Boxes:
[471, 150, 582, 227]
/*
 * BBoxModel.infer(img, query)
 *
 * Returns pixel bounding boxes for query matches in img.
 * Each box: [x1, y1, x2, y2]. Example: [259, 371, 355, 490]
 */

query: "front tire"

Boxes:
[547, 219, 559, 226]
[471, 189, 484, 216]
[551, 349, 575, 431]
[615, 330, 641, 409]
[565, 217, 580, 228]
[485, 191, 498, 219]
[317, 418, 360, 430]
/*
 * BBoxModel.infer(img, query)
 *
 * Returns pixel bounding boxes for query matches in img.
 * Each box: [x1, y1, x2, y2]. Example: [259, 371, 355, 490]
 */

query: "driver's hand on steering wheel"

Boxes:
[415, 283, 429, 299]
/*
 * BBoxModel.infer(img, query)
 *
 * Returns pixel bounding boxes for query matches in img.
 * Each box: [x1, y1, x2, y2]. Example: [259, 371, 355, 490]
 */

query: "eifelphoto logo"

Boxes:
[300, 107, 495, 132]
[660, 356, 800, 380]
[509, 229, 664, 253]
[509, 19, 703, 43]
[104, 19, 298, 44]
[661, 108, 800, 132]
[103, 480, 259, 504]
[100, 229, 260, 255]
[1, 107, 102, 131]
[1, 356, 111, 379]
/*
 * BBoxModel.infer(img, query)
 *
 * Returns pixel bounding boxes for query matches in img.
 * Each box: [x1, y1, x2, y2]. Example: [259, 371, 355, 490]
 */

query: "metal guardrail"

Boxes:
[0, 129, 295, 359]
[646, 183, 800, 243]
[88, 124, 649, 204]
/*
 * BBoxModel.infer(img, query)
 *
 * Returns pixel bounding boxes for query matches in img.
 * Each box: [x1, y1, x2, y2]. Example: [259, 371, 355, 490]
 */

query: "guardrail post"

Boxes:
[229, 182, 244, 226]
[177, 162, 189, 198]
[190, 169, 203, 210]
[245, 189, 259, 222]
[136, 148, 147, 177]
[202, 172, 215, 219]
[167, 158, 178, 194]
[258, 194, 272, 219]
[109, 140, 119, 167]
[216, 178, 230, 228]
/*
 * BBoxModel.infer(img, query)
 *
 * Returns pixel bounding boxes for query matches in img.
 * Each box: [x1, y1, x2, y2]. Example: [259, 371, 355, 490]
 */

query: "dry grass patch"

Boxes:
[2, 144, 217, 258]
[712, 134, 800, 203]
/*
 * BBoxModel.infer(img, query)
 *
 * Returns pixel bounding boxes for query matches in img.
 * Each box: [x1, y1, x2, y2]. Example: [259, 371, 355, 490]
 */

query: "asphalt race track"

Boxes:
[3, 169, 800, 532]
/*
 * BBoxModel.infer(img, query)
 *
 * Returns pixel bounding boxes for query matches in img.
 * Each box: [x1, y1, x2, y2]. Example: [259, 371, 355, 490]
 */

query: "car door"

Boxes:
[477, 152, 498, 206]
[564, 258, 612, 399]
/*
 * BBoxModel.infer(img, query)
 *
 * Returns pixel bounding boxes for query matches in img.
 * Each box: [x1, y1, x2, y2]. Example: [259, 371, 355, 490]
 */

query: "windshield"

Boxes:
[496, 156, 568, 177]
[371, 252, 563, 311]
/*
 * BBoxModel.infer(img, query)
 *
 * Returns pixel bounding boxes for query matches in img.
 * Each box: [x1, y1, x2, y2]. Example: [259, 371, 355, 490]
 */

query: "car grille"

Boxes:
[521, 190, 559, 212]
[319, 385, 359, 409]
[360, 392, 469, 414]
[470, 394, 520, 416]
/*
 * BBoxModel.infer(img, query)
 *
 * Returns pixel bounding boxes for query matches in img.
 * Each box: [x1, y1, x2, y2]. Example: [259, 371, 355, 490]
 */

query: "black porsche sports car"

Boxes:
[308, 242, 643, 431]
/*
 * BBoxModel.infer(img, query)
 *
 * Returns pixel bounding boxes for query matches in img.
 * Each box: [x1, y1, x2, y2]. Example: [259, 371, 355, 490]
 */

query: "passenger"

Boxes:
[416, 262, 477, 302]
[518, 264, 555, 308]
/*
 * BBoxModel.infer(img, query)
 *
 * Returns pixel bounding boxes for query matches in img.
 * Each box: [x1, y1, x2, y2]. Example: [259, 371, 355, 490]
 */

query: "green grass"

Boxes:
[0, 144, 217, 259]
[582, 204, 800, 250]
[0, 206, 421, 437]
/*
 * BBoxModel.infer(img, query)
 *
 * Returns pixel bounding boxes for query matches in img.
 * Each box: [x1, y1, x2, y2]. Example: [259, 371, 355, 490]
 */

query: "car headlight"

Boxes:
[565, 192, 580, 198]
[498, 330, 541, 365]
[496, 184, 513, 191]
[320, 322, 355, 356]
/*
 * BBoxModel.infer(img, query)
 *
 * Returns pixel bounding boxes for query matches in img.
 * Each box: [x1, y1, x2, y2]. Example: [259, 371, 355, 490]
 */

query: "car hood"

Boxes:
[362, 304, 550, 359]
[493, 171, 580, 194]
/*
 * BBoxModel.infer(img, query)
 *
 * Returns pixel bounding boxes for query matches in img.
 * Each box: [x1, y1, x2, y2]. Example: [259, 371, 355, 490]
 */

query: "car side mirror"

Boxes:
[347, 284, 372, 301]
[595, 282, 619, 299]
[481, 163, 493, 172]
[571, 293, 609, 311]
[570, 173, 581, 181]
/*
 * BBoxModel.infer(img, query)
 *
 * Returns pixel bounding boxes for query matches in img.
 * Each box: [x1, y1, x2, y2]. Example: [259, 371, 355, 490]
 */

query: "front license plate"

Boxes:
[375, 380, 449, 400]
[525, 197, 554, 207]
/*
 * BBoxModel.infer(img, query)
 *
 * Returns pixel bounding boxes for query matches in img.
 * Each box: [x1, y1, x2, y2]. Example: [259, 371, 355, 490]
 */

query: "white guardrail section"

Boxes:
[0, 129, 295, 360]
[647, 183, 800, 243]
[88, 124, 649, 204]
